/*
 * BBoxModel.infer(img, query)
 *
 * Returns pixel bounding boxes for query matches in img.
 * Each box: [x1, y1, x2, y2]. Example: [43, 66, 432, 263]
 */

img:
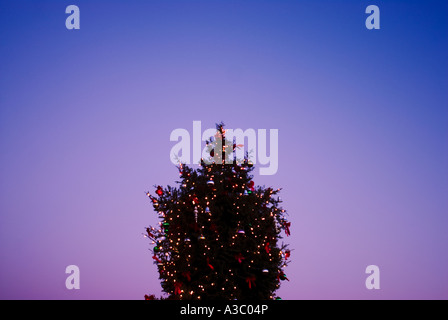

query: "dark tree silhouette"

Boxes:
[145, 123, 291, 300]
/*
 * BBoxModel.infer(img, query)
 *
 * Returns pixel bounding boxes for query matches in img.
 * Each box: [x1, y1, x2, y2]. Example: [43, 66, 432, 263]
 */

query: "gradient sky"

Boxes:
[0, 0, 447, 299]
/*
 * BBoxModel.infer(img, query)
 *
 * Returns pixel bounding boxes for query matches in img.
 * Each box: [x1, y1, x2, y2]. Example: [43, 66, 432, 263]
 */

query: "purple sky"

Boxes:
[0, 0, 447, 299]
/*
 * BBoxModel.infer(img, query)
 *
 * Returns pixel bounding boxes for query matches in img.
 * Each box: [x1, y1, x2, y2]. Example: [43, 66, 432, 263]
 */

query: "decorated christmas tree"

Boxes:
[144, 123, 291, 300]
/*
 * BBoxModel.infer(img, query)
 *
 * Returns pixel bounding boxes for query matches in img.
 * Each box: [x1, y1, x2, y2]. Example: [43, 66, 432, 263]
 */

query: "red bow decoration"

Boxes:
[144, 294, 156, 300]
[182, 271, 191, 282]
[264, 242, 271, 254]
[246, 275, 256, 289]
[206, 257, 214, 271]
[156, 186, 163, 196]
[235, 253, 245, 263]
[247, 181, 255, 191]
[284, 221, 291, 236]
[277, 271, 289, 282]
[189, 194, 199, 205]
[285, 250, 290, 260]
[152, 255, 162, 264]
[145, 228, 155, 239]
[174, 282, 182, 295]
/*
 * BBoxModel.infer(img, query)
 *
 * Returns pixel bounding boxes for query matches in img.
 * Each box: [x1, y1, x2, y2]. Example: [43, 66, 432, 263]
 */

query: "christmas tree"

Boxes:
[144, 123, 291, 300]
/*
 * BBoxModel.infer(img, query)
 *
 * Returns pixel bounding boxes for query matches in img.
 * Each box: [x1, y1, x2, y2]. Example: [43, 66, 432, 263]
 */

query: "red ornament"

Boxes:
[264, 242, 271, 254]
[283, 221, 291, 236]
[146, 227, 155, 239]
[174, 282, 182, 295]
[190, 194, 199, 205]
[285, 250, 291, 260]
[144, 294, 156, 300]
[235, 253, 245, 263]
[246, 275, 256, 289]
[247, 181, 255, 191]
[206, 257, 215, 271]
[156, 186, 163, 196]
[277, 271, 289, 281]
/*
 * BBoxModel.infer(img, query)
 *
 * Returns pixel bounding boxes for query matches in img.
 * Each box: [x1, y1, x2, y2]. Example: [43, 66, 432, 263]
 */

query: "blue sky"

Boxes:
[0, 0, 447, 299]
